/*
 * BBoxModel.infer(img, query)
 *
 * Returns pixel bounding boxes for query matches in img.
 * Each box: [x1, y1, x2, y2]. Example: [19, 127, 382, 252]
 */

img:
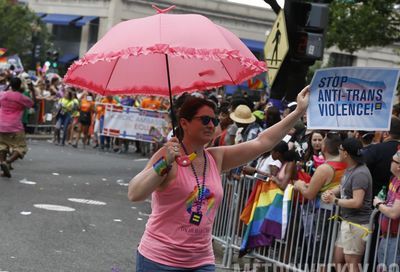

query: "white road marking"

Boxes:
[52, 173, 60, 176]
[34, 204, 75, 212]
[68, 198, 106, 206]
[131, 207, 137, 210]
[134, 158, 149, 162]
[20, 211, 31, 215]
[137, 218, 143, 221]
[19, 179, 36, 185]
[102, 178, 107, 181]
[138, 211, 150, 217]
[113, 219, 122, 222]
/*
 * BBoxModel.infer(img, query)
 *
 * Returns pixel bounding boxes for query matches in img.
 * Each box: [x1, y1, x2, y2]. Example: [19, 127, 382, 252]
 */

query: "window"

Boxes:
[329, 52, 355, 67]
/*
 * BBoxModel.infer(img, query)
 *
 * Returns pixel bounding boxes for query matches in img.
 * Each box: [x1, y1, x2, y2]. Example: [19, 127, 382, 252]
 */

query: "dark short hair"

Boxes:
[389, 116, 400, 139]
[177, 96, 217, 140]
[9, 77, 22, 92]
[324, 131, 342, 156]
[273, 141, 289, 154]
[342, 137, 364, 164]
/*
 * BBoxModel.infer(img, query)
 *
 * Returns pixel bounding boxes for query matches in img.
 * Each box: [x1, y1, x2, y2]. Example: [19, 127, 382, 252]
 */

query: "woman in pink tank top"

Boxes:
[128, 86, 310, 271]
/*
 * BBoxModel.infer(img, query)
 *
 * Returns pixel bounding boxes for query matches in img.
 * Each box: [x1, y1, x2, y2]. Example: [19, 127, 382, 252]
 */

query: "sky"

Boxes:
[227, 0, 284, 9]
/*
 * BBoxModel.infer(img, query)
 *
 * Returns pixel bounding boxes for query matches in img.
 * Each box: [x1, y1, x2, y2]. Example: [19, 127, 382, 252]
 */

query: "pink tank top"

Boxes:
[138, 150, 223, 268]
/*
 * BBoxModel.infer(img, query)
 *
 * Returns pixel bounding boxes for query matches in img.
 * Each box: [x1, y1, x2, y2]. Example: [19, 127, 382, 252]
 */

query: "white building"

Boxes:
[27, 0, 400, 78]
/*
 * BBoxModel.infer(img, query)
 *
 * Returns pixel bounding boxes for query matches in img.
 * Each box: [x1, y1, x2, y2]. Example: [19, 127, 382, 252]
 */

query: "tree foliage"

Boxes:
[0, 0, 51, 69]
[326, 0, 400, 54]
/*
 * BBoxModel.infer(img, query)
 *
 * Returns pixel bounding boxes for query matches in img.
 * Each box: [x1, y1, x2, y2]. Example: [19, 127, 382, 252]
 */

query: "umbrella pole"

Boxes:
[165, 54, 177, 137]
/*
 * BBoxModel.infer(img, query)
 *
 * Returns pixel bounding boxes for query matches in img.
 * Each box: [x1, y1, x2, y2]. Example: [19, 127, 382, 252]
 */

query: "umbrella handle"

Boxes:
[175, 152, 197, 167]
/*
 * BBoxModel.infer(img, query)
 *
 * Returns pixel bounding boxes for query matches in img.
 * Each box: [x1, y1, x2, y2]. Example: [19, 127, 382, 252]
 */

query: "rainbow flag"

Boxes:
[0, 48, 7, 57]
[239, 180, 293, 257]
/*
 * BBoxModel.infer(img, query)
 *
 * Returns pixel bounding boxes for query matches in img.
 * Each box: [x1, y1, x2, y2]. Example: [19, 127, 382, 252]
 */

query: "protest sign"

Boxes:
[102, 104, 170, 143]
[307, 67, 400, 131]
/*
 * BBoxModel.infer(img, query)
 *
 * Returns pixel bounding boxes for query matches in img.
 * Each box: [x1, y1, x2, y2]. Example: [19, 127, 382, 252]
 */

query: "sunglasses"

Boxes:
[193, 115, 220, 126]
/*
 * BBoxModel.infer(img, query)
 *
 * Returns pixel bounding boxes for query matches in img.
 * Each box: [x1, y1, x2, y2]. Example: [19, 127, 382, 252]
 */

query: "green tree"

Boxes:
[326, 0, 400, 54]
[0, 0, 51, 69]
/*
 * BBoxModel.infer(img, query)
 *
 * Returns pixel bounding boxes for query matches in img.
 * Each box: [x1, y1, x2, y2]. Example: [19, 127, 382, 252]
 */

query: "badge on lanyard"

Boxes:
[189, 211, 203, 225]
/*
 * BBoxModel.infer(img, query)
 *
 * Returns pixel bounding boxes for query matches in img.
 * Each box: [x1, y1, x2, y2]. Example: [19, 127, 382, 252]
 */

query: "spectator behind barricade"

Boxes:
[322, 138, 372, 272]
[242, 142, 283, 179]
[282, 101, 297, 119]
[392, 103, 400, 118]
[224, 98, 253, 146]
[49, 76, 61, 97]
[355, 130, 375, 150]
[212, 101, 232, 147]
[229, 104, 256, 144]
[54, 88, 77, 146]
[269, 141, 297, 190]
[301, 130, 326, 176]
[245, 110, 264, 142]
[289, 120, 307, 157]
[67, 91, 80, 145]
[0, 73, 7, 92]
[20, 74, 37, 134]
[294, 132, 346, 200]
[141, 95, 161, 110]
[363, 116, 400, 197]
[73, 92, 94, 148]
[264, 105, 281, 129]
[0, 77, 34, 178]
[120, 95, 135, 107]
[373, 150, 400, 270]
[97, 95, 118, 150]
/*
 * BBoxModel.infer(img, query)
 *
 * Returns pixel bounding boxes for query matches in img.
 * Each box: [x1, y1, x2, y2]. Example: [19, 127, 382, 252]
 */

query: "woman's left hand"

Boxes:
[296, 85, 310, 113]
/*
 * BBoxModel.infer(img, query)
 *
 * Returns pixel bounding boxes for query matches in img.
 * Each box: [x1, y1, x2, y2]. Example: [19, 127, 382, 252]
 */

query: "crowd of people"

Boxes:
[0, 65, 399, 271]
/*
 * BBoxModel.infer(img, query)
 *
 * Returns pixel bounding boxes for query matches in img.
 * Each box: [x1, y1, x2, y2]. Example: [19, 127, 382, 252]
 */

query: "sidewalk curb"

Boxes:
[26, 134, 53, 140]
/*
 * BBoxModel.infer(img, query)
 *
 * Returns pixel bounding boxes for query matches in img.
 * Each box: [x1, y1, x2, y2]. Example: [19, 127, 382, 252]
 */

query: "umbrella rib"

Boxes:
[105, 56, 120, 91]
[220, 59, 237, 85]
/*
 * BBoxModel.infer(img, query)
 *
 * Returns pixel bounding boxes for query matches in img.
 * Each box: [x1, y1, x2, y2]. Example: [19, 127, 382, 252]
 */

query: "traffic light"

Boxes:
[286, 1, 329, 61]
[34, 45, 41, 59]
[51, 50, 59, 68]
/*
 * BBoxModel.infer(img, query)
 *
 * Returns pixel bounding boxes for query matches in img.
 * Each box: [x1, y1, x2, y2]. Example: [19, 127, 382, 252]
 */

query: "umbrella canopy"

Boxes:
[64, 6, 266, 96]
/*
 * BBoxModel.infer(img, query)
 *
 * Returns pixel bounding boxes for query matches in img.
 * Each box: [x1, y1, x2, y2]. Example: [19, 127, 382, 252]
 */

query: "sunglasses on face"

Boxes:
[193, 115, 220, 126]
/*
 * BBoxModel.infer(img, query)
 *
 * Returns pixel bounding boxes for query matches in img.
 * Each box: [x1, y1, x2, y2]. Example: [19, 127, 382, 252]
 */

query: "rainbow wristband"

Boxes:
[153, 156, 171, 176]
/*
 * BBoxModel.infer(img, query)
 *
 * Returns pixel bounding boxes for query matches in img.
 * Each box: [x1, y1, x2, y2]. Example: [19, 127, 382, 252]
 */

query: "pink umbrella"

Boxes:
[64, 5, 266, 136]
[64, 5, 265, 96]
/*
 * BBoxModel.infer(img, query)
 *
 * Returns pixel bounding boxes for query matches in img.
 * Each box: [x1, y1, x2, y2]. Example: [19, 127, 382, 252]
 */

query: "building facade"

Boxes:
[27, 0, 400, 81]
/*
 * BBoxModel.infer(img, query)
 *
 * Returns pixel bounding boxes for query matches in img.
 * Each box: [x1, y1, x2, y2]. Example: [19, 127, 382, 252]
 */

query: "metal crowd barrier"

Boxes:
[26, 98, 57, 134]
[212, 175, 400, 272]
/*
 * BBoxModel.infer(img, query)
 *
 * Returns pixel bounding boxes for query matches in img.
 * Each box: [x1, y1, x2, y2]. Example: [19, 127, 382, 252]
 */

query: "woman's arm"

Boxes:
[209, 86, 309, 172]
[128, 138, 180, 202]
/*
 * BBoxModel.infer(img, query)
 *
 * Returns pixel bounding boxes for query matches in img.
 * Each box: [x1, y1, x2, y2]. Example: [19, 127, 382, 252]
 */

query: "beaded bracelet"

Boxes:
[153, 156, 171, 176]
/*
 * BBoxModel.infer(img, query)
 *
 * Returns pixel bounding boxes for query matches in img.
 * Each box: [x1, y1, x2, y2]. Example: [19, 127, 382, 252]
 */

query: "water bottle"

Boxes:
[377, 186, 387, 200]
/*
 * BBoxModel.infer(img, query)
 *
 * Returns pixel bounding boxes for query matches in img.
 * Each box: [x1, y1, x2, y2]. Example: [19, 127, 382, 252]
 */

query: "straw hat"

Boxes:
[230, 105, 256, 124]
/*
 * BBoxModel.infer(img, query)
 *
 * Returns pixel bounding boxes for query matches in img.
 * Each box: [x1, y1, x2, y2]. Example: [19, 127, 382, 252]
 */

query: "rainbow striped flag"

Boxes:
[0, 48, 7, 57]
[239, 180, 293, 257]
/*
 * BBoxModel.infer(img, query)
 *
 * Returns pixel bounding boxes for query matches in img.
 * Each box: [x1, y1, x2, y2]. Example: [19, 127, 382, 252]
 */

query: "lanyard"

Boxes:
[181, 143, 207, 213]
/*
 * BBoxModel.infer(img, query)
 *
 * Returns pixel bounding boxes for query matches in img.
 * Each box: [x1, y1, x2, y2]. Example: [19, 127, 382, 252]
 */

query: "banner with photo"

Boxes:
[102, 104, 170, 143]
[307, 67, 400, 131]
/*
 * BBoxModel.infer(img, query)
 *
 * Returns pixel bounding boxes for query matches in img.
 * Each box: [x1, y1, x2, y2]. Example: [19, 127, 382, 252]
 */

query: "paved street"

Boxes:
[0, 140, 151, 272]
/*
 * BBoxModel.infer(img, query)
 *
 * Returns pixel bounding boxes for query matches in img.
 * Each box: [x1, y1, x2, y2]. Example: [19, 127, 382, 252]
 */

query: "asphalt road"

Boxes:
[0, 140, 151, 272]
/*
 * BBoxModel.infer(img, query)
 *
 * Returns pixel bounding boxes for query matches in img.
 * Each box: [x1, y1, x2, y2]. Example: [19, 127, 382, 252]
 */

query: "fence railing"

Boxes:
[212, 175, 400, 272]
